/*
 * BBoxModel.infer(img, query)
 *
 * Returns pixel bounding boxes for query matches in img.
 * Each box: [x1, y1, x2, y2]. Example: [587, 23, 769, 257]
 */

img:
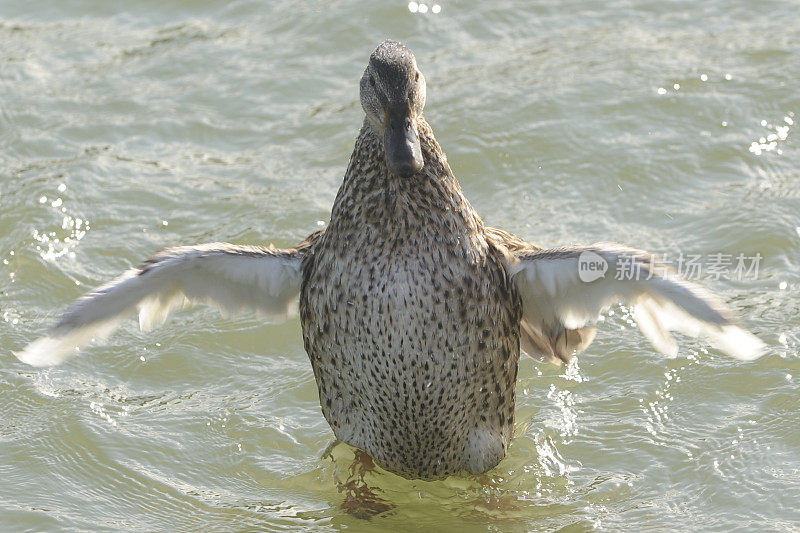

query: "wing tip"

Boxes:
[14, 336, 76, 367]
[713, 326, 767, 361]
[15, 319, 121, 368]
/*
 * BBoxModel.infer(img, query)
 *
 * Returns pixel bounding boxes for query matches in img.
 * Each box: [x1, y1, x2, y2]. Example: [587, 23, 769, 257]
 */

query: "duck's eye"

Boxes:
[369, 75, 375, 87]
[415, 71, 420, 82]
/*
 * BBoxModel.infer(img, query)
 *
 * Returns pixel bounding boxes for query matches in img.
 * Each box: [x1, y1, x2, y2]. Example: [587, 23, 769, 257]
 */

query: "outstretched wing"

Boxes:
[488, 230, 765, 364]
[16, 231, 322, 367]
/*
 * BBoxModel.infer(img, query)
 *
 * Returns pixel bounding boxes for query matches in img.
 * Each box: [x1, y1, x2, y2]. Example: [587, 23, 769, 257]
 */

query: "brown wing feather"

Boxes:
[485, 227, 595, 364]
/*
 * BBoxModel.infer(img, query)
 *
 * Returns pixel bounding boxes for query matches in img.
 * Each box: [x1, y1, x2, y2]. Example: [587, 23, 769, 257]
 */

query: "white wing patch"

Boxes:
[15, 243, 306, 367]
[509, 244, 766, 363]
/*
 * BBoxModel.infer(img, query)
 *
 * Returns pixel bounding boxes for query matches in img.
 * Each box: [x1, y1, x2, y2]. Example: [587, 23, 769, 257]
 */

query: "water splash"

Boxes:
[31, 182, 90, 263]
[749, 113, 794, 155]
[408, 2, 442, 14]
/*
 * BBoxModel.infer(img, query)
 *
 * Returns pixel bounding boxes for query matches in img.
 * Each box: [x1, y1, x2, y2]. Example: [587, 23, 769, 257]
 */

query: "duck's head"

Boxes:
[360, 40, 426, 178]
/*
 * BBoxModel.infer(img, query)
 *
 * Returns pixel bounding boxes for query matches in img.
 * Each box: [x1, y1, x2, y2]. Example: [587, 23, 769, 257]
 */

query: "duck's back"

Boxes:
[299, 122, 521, 480]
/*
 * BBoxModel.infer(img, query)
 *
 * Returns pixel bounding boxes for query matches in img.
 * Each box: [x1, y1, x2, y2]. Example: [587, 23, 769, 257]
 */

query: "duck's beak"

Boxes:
[384, 104, 423, 178]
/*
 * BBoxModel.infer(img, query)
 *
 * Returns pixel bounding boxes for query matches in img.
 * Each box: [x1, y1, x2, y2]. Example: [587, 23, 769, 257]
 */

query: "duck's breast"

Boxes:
[300, 230, 522, 479]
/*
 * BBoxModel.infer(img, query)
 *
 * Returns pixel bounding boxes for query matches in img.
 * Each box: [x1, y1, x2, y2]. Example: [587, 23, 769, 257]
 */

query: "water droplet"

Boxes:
[408, 1, 418, 12]
[673, 83, 680, 90]
[432, 3, 441, 13]
[700, 73, 708, 81]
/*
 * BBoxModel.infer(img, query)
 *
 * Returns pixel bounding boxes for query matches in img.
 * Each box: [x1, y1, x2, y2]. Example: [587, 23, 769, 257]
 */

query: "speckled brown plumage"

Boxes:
[18, 39, 765, 484]
[300, 116, 522, 479]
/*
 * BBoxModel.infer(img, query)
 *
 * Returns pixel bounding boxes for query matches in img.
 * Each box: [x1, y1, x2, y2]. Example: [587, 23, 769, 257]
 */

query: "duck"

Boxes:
[16, 40, 766, 481]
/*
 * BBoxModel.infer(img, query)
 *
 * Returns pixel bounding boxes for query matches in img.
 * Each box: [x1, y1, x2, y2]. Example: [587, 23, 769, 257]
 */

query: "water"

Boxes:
[2, 1, 799, 530]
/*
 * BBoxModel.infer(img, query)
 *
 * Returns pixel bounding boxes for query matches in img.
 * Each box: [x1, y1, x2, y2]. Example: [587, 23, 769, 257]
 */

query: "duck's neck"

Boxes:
[328, 116, 484, 239]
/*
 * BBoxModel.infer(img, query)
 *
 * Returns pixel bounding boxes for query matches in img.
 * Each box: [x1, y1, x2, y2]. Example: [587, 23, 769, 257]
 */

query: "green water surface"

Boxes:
[1, 1, 799, 531]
